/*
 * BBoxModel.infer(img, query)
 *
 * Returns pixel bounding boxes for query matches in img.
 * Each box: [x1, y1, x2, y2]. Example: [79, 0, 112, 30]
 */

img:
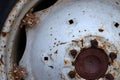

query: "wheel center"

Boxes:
[75, 48, 109, 79]
[83, 55, 101, 73]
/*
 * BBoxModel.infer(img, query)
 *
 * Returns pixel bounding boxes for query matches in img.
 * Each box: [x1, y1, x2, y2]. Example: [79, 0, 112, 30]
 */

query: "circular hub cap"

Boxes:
[75, 48, 109, 79]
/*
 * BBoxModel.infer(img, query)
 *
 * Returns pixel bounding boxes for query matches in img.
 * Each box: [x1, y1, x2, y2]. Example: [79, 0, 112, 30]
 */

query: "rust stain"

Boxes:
[0, 55, 4, 66]
[10, 63, 27, 80]
[105, 73, 114, 80]
[69, 49, 77, 58]
[81, 39, 84, 47]
[0, 32, 9, 37]
[68, 71, 76, 79]
[21, 9, 39, 28]
[109, 52, 117, 63]
[60, 42, 68, 45]
[64, 59, 69, 65]
[54, 50, 58, 54]
[98, 28, 104, 32]
[71, 61, 75, 66]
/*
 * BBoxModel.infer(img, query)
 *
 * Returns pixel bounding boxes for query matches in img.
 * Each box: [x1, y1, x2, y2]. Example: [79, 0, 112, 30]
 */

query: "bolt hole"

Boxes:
[68, 71, 76, 79]
[91, 39, 98, 47]
[44, 57, 48, 61]
[70, 49, 77, 58]
[69, 19, 74, 24]
[114, 22, 119, 28]
[105, 73, 114, 80]
[33, 0, 58, 12]
[109, 52, 117, 63]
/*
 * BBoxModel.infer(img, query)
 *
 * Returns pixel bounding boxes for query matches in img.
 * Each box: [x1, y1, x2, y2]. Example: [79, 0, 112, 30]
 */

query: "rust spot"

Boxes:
[48, 66, 54, 69]
[70, 49, 77, 58]
[54, 50, 58, 54]
[1, 32, 8, 37]
[81, 39, 84, 47]
[21, 9, 39, 28]
[72, 61, 75, 66]
[68, 71, 76, 78]
[105, 73, 114, 80]
[0, 55, 4, 65]
[98, 29, 104, 32]
[91, 39, 98, 47]
[114, 22, 119, 28]
[60, 42, 67, 45]
[109, 52, 117, 63]
[72, 40, 79, 43]
[75, 48, 109, 79]
[64, 59, 69, 64]
[10, 63, 27, 80]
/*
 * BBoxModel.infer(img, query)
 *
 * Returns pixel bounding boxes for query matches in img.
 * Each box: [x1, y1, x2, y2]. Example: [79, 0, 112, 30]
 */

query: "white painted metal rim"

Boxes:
[0, 0, 39, 80]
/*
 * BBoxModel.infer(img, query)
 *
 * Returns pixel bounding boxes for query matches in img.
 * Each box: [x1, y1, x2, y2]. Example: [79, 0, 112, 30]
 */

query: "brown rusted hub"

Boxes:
[75, 48, 109, 79]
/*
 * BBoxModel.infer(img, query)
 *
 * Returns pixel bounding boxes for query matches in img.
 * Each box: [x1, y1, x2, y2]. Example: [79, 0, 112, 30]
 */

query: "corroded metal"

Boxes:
[1, 0, 120, 80]
[0, 0, 39, 80]
[75, 48, 109, 79]
[19, 0, 120, 80]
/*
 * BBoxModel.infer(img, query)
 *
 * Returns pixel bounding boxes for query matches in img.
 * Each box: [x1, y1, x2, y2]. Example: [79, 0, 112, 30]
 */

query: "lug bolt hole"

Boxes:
[90, 39, 98, 47]
[68, 19, 74, 24]
[109, 52, 117, 63]
[105, 73, 114, 80]
[68, 71, 76, 79]
[114, 22, 119, 28]
[70, 49, 77, 58]
[44, 57, 48, 61]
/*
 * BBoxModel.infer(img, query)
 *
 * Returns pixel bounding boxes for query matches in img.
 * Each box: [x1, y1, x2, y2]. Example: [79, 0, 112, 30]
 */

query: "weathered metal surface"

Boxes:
[0, 0, 39, 80]
[1, 0, 120, 80]
[19, 0, 120, 80]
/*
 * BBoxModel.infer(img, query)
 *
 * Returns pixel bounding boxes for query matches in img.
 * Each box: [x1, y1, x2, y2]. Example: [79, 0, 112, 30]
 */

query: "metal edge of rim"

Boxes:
[0, 0, 39, 80]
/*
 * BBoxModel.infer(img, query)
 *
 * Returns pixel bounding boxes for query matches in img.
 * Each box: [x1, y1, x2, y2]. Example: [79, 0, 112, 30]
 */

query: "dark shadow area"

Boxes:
[0, 0, 17, 31]
[33, 0, 58, 12]
[16, 26, 26, 65]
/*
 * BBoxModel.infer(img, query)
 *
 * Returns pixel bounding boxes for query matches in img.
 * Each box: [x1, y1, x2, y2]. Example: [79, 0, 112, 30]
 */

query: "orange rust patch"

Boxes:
[64, 59, 69, 65]
[21, 9, 39, 28]
[10, 63, 27, 80]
